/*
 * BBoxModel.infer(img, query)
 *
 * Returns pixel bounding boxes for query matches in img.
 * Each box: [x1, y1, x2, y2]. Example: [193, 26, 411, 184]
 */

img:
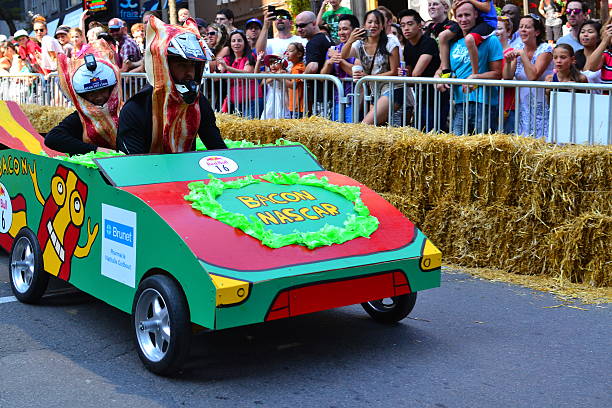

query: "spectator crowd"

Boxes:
[1, 1, 611, 137]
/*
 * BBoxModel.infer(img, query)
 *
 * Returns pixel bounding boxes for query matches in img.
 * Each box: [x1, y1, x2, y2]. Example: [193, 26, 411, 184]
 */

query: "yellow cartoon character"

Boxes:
[30, 162, 98, 280]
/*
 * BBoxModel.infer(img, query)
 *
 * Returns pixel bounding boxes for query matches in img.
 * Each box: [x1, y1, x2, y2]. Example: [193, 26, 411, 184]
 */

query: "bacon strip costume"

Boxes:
[144, 17, 204, 153]
[57, 40, 122, 150]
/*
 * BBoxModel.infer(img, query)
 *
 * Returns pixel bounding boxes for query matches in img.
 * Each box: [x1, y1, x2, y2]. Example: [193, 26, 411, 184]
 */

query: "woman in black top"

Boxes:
[575, 20, 602, 70]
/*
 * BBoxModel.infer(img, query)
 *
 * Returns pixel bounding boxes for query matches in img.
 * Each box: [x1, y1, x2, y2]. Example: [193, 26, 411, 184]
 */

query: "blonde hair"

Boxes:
[131, 23, 144, 36]
[87, 26, 105, 43]
[497, 16, 513, 34]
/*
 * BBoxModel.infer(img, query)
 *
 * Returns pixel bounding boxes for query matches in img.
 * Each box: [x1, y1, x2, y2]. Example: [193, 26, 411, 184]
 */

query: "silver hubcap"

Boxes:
[367, 297, 397, 312]
[135, 288, 171, 362]
[10, 237, 35, 294]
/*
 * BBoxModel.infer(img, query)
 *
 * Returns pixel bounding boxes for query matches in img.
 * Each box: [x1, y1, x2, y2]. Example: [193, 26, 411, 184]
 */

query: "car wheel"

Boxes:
[132, 274, 191, 376]
[9, 228, 49, 304]
[361, 292, 417, 324]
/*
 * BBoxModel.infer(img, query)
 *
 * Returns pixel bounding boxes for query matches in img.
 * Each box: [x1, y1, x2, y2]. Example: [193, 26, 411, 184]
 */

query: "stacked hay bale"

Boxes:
[214, 115, 611, 287]
[21, 105, 611, 287]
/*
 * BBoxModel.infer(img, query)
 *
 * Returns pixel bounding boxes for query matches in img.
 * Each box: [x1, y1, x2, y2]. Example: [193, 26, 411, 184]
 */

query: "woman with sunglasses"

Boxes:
[32, 17, 64, 76]
[503, 14, 553, 137]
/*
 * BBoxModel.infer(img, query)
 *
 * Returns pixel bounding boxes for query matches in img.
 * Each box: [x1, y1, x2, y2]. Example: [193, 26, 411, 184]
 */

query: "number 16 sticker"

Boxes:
[0, 182, 13, 233]
[199, 156, 238, 175]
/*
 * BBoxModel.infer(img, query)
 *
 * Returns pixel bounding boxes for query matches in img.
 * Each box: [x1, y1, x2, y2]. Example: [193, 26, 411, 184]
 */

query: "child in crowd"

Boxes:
[545, 43, 587, 84]
[69, 28, 86, 58]
[255, 52, 288, 119]
[284, 42, 305, 118]
[438, 0, 497, 78]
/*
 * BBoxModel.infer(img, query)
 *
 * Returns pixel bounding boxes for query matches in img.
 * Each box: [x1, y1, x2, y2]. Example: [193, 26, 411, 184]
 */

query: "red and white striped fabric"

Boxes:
[144, 17, 204, 153]
[57, 40, 122, 150]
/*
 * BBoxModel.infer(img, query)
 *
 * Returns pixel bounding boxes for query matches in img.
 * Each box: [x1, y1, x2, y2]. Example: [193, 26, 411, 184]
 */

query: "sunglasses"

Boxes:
[207, 31, 218, 36]
[295, 21, 313, 29]
[528, 13, 541, 21]
[34, 28, 45, 32]
[274, 15, 291, 21]
[567, 8, 583, 15]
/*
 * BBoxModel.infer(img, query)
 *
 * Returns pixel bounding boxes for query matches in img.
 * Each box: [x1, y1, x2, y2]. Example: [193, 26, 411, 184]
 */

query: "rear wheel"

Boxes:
[132, 275, 191, 376]
[9, 228, 49, 304]
[361, 292, 417, 324]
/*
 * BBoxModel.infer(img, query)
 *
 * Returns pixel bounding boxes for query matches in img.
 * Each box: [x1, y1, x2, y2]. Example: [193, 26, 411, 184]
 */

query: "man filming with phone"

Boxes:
[256, 8, 306, 60]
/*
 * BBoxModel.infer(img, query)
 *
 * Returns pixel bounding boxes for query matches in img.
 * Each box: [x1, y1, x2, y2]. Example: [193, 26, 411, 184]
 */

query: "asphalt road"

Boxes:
[0, 253, 609, 408]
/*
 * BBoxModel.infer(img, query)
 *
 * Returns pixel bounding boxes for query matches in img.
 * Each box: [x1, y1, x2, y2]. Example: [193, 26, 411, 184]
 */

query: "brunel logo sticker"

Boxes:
[104, 219, 134, 247]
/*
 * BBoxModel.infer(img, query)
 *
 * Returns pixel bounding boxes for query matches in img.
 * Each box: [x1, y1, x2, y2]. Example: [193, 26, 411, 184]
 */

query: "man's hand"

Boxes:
[462, 73, 479, 93]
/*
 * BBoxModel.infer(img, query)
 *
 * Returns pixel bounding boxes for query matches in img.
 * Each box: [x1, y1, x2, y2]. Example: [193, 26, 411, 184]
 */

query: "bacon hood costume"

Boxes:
[57, 40, 121, 150]
[144, 16, 210, 153]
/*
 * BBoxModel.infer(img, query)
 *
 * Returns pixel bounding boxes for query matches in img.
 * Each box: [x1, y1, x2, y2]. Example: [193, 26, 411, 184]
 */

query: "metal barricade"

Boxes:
[121, 72, 148, 101]
[0, 73, 46, 105]
[353, 76, 612, 144]
[201, 73, 348, 121]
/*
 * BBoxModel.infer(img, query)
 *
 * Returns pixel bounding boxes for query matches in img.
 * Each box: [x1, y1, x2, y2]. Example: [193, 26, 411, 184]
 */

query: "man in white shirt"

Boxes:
[33, 20, 64, 75]
[256, 9, 307, 58]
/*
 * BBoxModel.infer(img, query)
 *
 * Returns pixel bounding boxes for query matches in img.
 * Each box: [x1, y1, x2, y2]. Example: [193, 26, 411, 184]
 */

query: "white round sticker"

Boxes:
[199, 156, 238, 175]
[0, 183, 12, 234]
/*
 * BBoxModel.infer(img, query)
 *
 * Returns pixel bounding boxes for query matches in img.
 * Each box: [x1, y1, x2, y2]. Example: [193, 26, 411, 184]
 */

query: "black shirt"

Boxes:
[424, 18, 460, 40]
[117, 85, 227, 154]
[575, 49, 586, 71]
[45, 111, 98, 155]
[305, 32, 333, 73]
[404, 35, 440, 78]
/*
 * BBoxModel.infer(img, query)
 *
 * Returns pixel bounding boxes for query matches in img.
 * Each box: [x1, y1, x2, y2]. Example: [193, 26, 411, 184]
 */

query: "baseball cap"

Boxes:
[264, 54, 287, 68]
[245, 18, 263, 28]
[13, 29, 29, 39]
[194, 18, 208, 28]
[0, 35, 7, 42]
[55, 25, 70, 37]
[108, 18, 125, 29]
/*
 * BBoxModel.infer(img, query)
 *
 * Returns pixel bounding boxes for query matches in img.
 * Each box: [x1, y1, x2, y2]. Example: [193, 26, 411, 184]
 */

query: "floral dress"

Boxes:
[514, 42, 553, 137]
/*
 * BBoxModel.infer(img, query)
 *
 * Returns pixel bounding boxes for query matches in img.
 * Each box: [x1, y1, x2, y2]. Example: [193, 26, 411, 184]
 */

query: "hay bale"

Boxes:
[20, 104, 74, 134]
[543, 213, 612, 287]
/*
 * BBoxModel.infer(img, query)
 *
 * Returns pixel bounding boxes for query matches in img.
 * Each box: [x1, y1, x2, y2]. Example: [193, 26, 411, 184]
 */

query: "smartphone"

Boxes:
[268, 5, 276, 15]
[360, 29, 370, 39]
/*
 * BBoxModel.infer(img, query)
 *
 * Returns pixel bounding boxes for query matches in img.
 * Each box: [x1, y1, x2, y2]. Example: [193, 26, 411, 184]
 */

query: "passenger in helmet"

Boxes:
[45, 40, 121, 155]
[117, 17, 226, 154]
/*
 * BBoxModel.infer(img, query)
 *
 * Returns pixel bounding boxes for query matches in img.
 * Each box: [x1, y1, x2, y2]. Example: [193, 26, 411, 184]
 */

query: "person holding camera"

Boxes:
[108, 18, 142, 72]
[316, 0, 353, 44]
[256, 8, 306, 60]
[341, 9, 400, 125]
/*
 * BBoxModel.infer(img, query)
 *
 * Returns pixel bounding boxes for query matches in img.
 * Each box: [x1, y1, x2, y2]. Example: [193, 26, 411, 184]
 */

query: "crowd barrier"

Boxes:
[0, 73, 45, 105]
[4, 72, 612, 145]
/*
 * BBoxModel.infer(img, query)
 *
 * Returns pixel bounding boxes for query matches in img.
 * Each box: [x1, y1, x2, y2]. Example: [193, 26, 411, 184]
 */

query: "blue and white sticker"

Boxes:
[101, 204, 136, 287]
[0, 183, 12, 234]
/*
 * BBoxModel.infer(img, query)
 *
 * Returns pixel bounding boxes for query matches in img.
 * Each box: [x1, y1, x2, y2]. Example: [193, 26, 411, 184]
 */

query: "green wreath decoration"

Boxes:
[185, 172, 379, 249]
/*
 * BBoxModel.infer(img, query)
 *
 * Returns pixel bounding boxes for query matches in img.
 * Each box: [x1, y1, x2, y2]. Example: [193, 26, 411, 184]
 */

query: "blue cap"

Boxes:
[245, 18, 263, 28]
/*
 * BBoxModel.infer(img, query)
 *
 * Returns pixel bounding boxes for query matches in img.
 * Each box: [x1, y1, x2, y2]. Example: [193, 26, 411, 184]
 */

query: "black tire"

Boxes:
[9, 228, 49, 304]
[132, 274, 191, 376]
[361, 292, 417, 324]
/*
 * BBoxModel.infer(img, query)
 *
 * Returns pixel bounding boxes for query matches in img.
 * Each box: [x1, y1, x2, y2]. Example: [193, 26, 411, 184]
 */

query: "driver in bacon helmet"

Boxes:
[117, 16, 226, 154]
[46, 40, 121, 154]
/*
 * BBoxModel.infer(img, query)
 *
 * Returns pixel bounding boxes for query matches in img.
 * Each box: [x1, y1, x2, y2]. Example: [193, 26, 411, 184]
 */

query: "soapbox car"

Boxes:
[0, 102, 441, 375]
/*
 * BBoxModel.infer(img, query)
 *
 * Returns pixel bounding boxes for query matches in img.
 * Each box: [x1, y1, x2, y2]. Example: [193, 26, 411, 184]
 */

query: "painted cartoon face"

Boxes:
[38, 166, 89, 279]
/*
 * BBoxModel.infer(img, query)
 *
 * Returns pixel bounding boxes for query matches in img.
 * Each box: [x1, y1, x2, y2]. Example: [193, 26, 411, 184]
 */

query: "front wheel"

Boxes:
[9, 228, 49, 304]
[132, 275, 191, 376]
[361, 292, 417, 324]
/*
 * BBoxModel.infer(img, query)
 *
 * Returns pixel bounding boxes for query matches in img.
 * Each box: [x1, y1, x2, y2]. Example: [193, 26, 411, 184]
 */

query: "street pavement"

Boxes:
[0, 253, 609, 408]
